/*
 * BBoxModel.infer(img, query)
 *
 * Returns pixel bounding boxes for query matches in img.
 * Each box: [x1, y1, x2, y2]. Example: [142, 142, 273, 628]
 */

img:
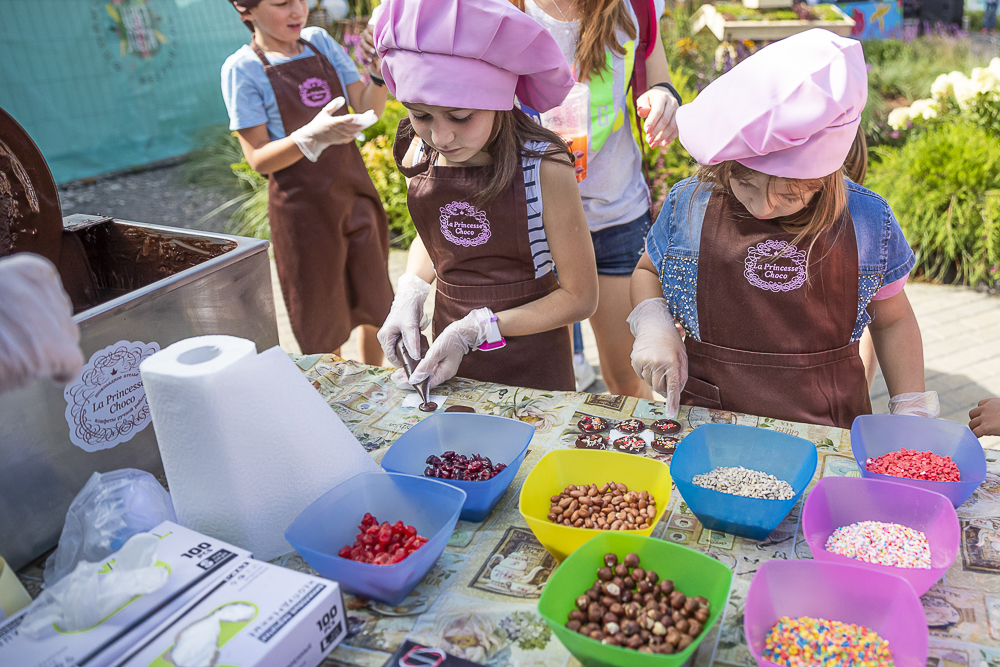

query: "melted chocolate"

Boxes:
[445, 405, 475, 413]
[419, 402, 438, 412]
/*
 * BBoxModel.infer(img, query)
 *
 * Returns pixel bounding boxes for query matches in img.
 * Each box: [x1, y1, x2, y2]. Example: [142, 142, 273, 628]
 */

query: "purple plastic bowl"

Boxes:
[745, 560, 928, 667]
[802, 476, 959, 595]
[851, 414, 986, 508]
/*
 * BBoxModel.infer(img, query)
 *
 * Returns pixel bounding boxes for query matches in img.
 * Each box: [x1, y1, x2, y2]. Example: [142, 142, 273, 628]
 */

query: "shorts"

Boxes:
[590, 210, 652, 276]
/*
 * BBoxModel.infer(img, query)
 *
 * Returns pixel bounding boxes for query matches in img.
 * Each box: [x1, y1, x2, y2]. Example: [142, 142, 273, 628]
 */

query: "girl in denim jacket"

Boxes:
[627, 30, 938, 429]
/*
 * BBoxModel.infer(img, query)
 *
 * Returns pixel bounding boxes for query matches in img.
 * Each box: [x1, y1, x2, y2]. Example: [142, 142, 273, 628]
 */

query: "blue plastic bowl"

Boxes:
[670, 424, 818, 540]
[285, 472, 465, 605]
[379, 413, 534, 522]
[851, 414, 986, 508]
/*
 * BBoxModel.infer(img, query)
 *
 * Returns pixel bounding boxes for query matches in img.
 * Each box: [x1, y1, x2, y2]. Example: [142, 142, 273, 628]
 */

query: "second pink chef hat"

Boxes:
[374, 0, 574, 113]
[677, 29, 868, 179]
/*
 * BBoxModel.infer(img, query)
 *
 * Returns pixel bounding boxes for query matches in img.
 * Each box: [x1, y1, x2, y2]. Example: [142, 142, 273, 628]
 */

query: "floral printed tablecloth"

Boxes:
[282, 355, 1000, 667]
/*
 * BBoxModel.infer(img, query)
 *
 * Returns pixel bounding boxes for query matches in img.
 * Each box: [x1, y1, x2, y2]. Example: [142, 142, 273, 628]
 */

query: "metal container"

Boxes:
[0, 109, 279, 569]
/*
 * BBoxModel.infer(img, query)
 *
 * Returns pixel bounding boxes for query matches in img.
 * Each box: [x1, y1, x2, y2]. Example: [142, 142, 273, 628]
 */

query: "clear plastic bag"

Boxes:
[43, 468, 176, 586]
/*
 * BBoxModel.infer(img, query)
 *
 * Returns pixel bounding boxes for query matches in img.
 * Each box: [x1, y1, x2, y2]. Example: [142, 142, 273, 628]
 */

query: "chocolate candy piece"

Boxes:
[651, 419, 681, 435]
[576, 433, 607, 450]
[578, 415, 610, 433]
[445, 405, 475, 413]
[651, 435, 679, 455]
[419, 402, 438, 412]
[617, 419, 646, 434]
[614, 435, 646, 454]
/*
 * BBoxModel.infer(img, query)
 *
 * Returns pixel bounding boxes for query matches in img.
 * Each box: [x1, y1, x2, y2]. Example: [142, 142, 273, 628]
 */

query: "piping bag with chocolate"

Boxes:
[395, 337, 436, 412]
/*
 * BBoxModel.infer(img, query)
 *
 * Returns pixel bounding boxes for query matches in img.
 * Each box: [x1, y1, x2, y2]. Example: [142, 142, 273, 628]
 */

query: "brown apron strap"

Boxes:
[392, 118, 432, 178]
[250, 37, 320, 68]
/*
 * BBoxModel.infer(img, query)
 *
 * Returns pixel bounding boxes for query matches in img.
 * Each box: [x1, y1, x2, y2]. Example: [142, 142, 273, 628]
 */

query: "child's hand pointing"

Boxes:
[637, 87, 679, 149]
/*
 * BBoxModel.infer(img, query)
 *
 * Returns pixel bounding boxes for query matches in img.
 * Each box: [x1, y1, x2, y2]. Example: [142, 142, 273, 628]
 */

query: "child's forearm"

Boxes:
[630, 253, 664, 309]
[237, 128, 304, 174]
[348, 80, 387, 116]
[495, 285, 596, 337]
[868, 291, 926, 397]
[404, 235, 436, 285]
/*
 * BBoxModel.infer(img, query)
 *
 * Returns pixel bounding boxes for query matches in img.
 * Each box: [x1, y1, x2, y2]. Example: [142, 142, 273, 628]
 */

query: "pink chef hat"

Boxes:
[374, 0, 574, 113]
[677, 29, 868, 179]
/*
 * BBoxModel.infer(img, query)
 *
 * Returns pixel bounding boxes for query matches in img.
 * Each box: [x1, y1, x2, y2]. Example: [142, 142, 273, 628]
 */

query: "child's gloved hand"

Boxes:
[289, 97, 367, 161]
[627, 298, 687, 417]
[408, 308, 493, 390]
[0, 253, 85, 393]
[970, 397, 1000, 437]
[888, 390, 940, 418]
[377, 273, 432, 367]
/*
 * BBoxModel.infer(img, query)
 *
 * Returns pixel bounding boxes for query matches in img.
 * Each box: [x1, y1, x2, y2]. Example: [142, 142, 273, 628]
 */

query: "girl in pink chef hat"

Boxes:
[628, 29, 938, 429]
[373, 0, 600, 392]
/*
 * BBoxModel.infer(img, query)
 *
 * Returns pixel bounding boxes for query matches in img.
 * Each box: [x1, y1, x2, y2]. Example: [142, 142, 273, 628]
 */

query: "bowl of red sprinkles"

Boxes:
[851, 414, 986, 508]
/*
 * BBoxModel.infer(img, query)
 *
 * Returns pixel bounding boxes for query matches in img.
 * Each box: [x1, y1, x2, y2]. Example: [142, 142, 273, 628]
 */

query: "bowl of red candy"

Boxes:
[851, 414, 986, 508]
[285, 471, 465, 604]
[379, 413, 534, 522]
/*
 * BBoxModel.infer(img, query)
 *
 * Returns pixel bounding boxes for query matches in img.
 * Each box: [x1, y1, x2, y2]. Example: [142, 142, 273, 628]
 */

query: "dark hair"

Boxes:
[229, 0, 261, 33]
[406, 108, 574, 206]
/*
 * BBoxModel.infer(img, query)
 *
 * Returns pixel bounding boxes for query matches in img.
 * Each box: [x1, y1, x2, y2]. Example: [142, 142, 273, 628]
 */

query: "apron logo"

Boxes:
[439, 201, 491, 247]
[298, 77, 332, 107]
[744, 239, 807, 292]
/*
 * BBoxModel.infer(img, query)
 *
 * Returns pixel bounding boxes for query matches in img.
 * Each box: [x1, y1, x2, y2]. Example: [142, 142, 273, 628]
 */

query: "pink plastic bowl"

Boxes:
[802, 476, 959, 595]
[745, 560, 928, 667]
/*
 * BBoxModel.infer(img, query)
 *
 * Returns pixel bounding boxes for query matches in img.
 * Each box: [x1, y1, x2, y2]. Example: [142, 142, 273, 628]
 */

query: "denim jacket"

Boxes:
[645, 177, 916, 343]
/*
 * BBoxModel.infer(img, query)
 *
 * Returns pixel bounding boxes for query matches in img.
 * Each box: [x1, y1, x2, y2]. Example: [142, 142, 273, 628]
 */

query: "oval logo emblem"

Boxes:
[439, 201, 491, 247]
[744, 239, 807, 292]
[298, 77, 332, 107]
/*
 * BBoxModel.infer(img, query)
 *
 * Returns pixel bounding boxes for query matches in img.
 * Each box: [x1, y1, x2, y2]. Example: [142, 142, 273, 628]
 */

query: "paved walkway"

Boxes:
[272, 251, 1000, 446]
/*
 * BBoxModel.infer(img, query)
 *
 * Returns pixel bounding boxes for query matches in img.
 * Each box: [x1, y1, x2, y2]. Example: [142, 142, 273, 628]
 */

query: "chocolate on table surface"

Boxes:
[576, 433, 607, 450]
[419, 402, 438, 412]
[651, 419, 682, 435]
[651, 435, 679, 455]
[578, 415, 610, 433]
[616, 418, 646, 434]
[445, 405, 475, 413]
[614, 435, 646, 454]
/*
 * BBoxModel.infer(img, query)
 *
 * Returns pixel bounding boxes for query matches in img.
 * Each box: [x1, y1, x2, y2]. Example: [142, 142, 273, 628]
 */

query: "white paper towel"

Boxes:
[140, 336, 381, 560]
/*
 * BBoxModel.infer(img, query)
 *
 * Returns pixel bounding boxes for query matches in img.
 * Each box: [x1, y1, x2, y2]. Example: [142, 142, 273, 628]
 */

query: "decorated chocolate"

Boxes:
[651, 419, 682, 435]
[576, 433, 607, 450]
[617, 418, 646, 434]
[578, 415, 610, 433]
[614, 435, 646, 454]
[652, 435, 679, 455]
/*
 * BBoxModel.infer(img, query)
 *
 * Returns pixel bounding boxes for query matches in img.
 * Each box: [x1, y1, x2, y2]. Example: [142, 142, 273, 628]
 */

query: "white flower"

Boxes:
[953, 77, 980, 109]
[909, 98, 938, 120]
[887, 107, 913, 130]
[931, 73, 954, 100]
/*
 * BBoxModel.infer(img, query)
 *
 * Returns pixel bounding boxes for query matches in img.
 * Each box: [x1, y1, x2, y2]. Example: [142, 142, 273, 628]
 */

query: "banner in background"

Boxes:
[841, 0, 905, 39]
[0, 0, 251, 183]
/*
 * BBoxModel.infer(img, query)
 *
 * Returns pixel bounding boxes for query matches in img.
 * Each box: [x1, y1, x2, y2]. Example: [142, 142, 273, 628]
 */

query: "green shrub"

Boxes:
[362, 133, 415, 247]
[866, 123, 1000, 288]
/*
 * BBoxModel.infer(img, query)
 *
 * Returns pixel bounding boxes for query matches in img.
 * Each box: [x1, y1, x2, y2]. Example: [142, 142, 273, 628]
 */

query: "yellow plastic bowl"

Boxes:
[519, 449, 672, 562]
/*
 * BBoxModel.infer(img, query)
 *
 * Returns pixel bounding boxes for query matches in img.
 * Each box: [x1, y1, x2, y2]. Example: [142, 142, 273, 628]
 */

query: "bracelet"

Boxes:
[651, 82, 683, 107]
[369, 72, 385, 87]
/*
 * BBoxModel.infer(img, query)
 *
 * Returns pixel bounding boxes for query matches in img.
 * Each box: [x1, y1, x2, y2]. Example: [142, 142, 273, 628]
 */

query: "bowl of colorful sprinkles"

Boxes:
[744, 560, 928, 667]
[802, 476, 959, 595]
[670, 424, 817, 540]
[851, 414, 986, 508]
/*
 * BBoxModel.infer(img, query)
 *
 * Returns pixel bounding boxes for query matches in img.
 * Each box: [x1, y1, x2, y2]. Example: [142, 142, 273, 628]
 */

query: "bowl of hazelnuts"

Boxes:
[537, 532, 733, 665]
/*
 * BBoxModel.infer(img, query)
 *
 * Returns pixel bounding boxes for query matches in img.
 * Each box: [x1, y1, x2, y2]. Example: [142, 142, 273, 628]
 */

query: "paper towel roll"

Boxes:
[140, 336, 381, 560]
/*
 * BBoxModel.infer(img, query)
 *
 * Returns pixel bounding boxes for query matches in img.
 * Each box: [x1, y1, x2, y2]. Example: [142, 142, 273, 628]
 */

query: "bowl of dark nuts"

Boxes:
[519, 449, 673, 561]
[537, 532, 733, 666]
[380, 413, 534, 522]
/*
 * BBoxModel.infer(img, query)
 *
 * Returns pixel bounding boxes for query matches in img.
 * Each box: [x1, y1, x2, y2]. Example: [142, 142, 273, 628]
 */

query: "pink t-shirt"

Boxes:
[872, 275, 908, 301]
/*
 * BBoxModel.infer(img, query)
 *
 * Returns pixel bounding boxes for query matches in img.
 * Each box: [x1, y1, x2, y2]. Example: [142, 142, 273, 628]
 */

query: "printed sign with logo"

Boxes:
[63, 340, 160, 452]
[744, 239, 807, 293]
[439, 201, 492, 247]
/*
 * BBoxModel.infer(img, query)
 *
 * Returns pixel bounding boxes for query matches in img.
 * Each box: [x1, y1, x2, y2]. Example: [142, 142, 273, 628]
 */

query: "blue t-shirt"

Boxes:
[221, 26, 361, 140]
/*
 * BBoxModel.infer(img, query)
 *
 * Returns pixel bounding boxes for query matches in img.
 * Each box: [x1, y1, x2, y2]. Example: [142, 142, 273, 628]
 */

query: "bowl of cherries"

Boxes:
[380, 413, 534, 522]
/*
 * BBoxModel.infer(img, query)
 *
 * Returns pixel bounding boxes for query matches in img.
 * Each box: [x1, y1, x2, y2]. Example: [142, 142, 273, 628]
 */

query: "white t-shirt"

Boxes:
[526, 0, 651, 231]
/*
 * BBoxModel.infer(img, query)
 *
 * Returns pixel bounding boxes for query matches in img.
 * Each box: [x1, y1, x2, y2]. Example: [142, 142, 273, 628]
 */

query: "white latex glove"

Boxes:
[289, 97, 377, 161]
[627, 298, 688, 417]
[0, 253, 84, 394]
[378, 273, 432, 367]
[20, 532, 168, 637]
[889, 390, 941, 418]
[409, 308, 493, 390]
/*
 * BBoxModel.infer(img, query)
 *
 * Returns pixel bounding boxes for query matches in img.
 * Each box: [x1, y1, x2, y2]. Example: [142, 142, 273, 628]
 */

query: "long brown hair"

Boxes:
[511, 0, 636, 81]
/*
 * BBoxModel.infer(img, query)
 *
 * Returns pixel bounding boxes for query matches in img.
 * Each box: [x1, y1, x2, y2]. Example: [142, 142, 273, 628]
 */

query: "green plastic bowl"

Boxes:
[537, 533, 733, 667]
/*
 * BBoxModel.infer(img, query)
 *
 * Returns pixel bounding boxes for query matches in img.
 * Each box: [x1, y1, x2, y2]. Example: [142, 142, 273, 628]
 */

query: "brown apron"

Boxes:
[393, 120, 574, 391]
[681, 191, 871, 428]
[253, 39, 393, 353]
